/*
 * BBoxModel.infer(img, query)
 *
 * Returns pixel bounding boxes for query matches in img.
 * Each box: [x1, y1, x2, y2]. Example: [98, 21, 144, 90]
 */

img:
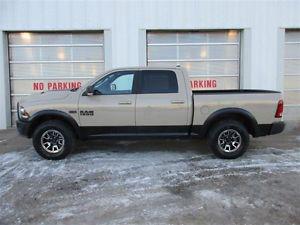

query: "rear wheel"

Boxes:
[207, 120, 249, 159]
[32, 120, 75, 160]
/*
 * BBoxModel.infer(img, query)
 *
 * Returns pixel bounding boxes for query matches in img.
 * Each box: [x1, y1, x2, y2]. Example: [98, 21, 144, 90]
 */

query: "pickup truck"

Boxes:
[16, 67, 285, 160]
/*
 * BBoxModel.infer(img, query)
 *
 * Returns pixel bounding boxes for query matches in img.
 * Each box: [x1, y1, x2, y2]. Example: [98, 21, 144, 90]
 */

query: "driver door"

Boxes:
[78, 71, 137, 135]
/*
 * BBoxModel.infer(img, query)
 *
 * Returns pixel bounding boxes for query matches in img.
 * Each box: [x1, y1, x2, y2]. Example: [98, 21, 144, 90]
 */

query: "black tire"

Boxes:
[32, 120, 75, 160]
[207, 120, 249, 159]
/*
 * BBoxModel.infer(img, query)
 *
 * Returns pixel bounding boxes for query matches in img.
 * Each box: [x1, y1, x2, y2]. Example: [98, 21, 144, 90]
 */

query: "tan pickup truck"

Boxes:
[16, 67, 285, 160]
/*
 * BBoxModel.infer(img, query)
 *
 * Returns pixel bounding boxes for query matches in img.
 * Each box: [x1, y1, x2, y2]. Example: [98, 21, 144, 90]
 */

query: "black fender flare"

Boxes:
[27, 110, 81, 138]
[199, 107, 259, 137]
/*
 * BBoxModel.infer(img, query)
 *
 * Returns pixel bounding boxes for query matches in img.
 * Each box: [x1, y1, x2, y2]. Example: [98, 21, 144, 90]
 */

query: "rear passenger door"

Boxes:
[135, 70, 189, 133]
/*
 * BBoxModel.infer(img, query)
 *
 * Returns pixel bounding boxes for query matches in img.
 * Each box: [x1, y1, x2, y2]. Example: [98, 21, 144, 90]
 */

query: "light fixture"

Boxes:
[200, 49, 207, 58]
[20, 32, 31, 41]
[228, 30, 237, 39]
[57, 52, 65, 60]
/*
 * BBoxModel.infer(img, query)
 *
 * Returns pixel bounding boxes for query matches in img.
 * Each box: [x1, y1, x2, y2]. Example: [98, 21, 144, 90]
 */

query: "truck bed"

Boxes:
[193, 89, 280, 94]
[192, 89, 282, 125]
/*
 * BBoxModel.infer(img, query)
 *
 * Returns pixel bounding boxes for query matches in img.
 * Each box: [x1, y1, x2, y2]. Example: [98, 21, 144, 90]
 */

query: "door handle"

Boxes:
[171, 100, 185, 104]
[119, 101, 132, 105]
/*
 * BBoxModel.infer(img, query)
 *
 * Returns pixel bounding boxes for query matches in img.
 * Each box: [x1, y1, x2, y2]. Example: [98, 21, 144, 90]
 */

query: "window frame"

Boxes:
[91, 70, 138, 95]
[135, 70, 179, 94]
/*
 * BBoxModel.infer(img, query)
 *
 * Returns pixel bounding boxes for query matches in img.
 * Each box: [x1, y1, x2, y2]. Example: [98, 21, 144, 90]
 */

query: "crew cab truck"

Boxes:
[16, 67, 285, 160]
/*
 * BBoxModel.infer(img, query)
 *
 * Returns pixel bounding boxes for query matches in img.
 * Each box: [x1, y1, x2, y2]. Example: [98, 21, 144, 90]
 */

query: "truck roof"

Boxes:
[108, 66, 184, 71]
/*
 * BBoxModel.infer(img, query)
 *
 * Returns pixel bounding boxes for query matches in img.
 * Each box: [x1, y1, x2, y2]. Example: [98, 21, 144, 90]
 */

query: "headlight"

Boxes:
[18, 105, 30, 120]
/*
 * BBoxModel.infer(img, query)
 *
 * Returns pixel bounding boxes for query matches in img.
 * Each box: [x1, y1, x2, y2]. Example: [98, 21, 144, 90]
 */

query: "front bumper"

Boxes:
[16, 120, 31, 138]
[255, 121, 285, 137]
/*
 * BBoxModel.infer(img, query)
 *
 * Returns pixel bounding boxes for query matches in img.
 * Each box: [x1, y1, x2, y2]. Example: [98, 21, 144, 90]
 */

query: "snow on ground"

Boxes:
[0, 139, 300, 225]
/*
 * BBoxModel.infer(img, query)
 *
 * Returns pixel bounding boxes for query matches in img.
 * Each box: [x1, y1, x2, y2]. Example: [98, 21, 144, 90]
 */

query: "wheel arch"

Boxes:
[201, 108, 259, 137]
[27, 110, 81, 139]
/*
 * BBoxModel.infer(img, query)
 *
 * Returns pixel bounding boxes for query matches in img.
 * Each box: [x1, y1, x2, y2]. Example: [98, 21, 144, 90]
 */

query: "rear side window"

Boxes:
[140, 70, 178, 94]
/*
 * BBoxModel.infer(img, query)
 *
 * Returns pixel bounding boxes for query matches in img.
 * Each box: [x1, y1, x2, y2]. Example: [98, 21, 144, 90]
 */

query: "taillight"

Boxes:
[275, 99, 284, 118]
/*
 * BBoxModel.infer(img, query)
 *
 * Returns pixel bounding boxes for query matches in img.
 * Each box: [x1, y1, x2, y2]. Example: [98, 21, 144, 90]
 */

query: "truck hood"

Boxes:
[17, 89, 81, 120]
[18, 90, 80, 111]
[21, 90, 71, 105]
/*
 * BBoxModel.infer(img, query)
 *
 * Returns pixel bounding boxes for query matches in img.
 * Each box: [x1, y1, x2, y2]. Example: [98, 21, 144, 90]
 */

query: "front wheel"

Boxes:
[207, 120, 249, 159]
[32, 120, 75, 160]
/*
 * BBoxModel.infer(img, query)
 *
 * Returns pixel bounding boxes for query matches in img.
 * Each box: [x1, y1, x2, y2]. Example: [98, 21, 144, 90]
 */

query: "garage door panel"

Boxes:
[284, 107, 300, 121]
[40, 34, 72, 44]
[37, 47, 72, 61]
[177, 32, 207, 43]
[178, 45, 239, 59]
[10, 79, 89, 95]
[147, 33, 177, 44]
[147, 46, 177, 60]
[149, 61, 238, 76]
[72, 47, 104, 60]
[284, 30, 300, 117]
[10, 47, 72, 61]
[183, 61, 239, 76]
[147, 61, 178, 68]
[73, 63, 104, 76]
[284, 91, 300, 105]
[148, 31, 240, 44]
[207, 31, 239, 43]
[190, 76, 238, 90]
[10, 64, 41, 77]
[284, 75, 300, 89]
[9, 32, 104, 45]
[8, 31, 104, 126]
[11, 63, 104, 78]
[10, 47, 43, 61]
[42, 63, 74, 76]
[147, 30, 240, 90]
[8, 33, 41, 45]
[11, 63, 75, 77]
[284, 59, 300, 75]
[149, 45, 240, 60]
[285, 44, 300, 58]
[176, 31, 240, 43]
[285, 30, 300, 42]
[72, 33, 103, 44]
[10, 46, 104, 61]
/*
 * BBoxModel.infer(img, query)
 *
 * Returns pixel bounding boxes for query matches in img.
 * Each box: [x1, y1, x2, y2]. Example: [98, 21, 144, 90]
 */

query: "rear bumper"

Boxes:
[270, 121, 285, 135]
[16, 120, 31, 138]
[255, 121, 285, 137]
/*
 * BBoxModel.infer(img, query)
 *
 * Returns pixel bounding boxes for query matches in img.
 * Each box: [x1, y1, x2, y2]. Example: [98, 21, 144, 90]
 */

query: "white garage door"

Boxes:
[147, 30, 240, 90]
[8, 32, 104, 125]
[284, 30, 300, 120]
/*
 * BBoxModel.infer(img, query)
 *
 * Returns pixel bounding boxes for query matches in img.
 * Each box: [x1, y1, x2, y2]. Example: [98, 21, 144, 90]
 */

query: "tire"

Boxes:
[32, 120, 75, 160]
[207, 120, 249, 159]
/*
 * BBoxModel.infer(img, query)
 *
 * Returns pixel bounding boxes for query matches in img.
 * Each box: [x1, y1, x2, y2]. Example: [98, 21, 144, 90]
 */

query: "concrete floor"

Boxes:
[0, 127, 299, 225]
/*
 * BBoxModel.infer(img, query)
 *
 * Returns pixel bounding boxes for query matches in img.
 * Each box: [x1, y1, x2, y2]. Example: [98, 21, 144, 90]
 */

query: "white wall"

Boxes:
[0, 0, 300, 128]
[0, 32, 10, 129]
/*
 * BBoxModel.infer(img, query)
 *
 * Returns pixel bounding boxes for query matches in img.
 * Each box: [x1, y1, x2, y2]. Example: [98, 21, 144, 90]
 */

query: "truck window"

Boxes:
[140, 70, 178, 94]
[93, 72, 134, 95]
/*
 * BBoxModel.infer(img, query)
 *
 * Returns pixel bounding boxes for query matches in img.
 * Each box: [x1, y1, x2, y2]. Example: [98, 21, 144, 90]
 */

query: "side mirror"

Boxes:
[110, 83, 116, 91]
[86, 86, 94, 96]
